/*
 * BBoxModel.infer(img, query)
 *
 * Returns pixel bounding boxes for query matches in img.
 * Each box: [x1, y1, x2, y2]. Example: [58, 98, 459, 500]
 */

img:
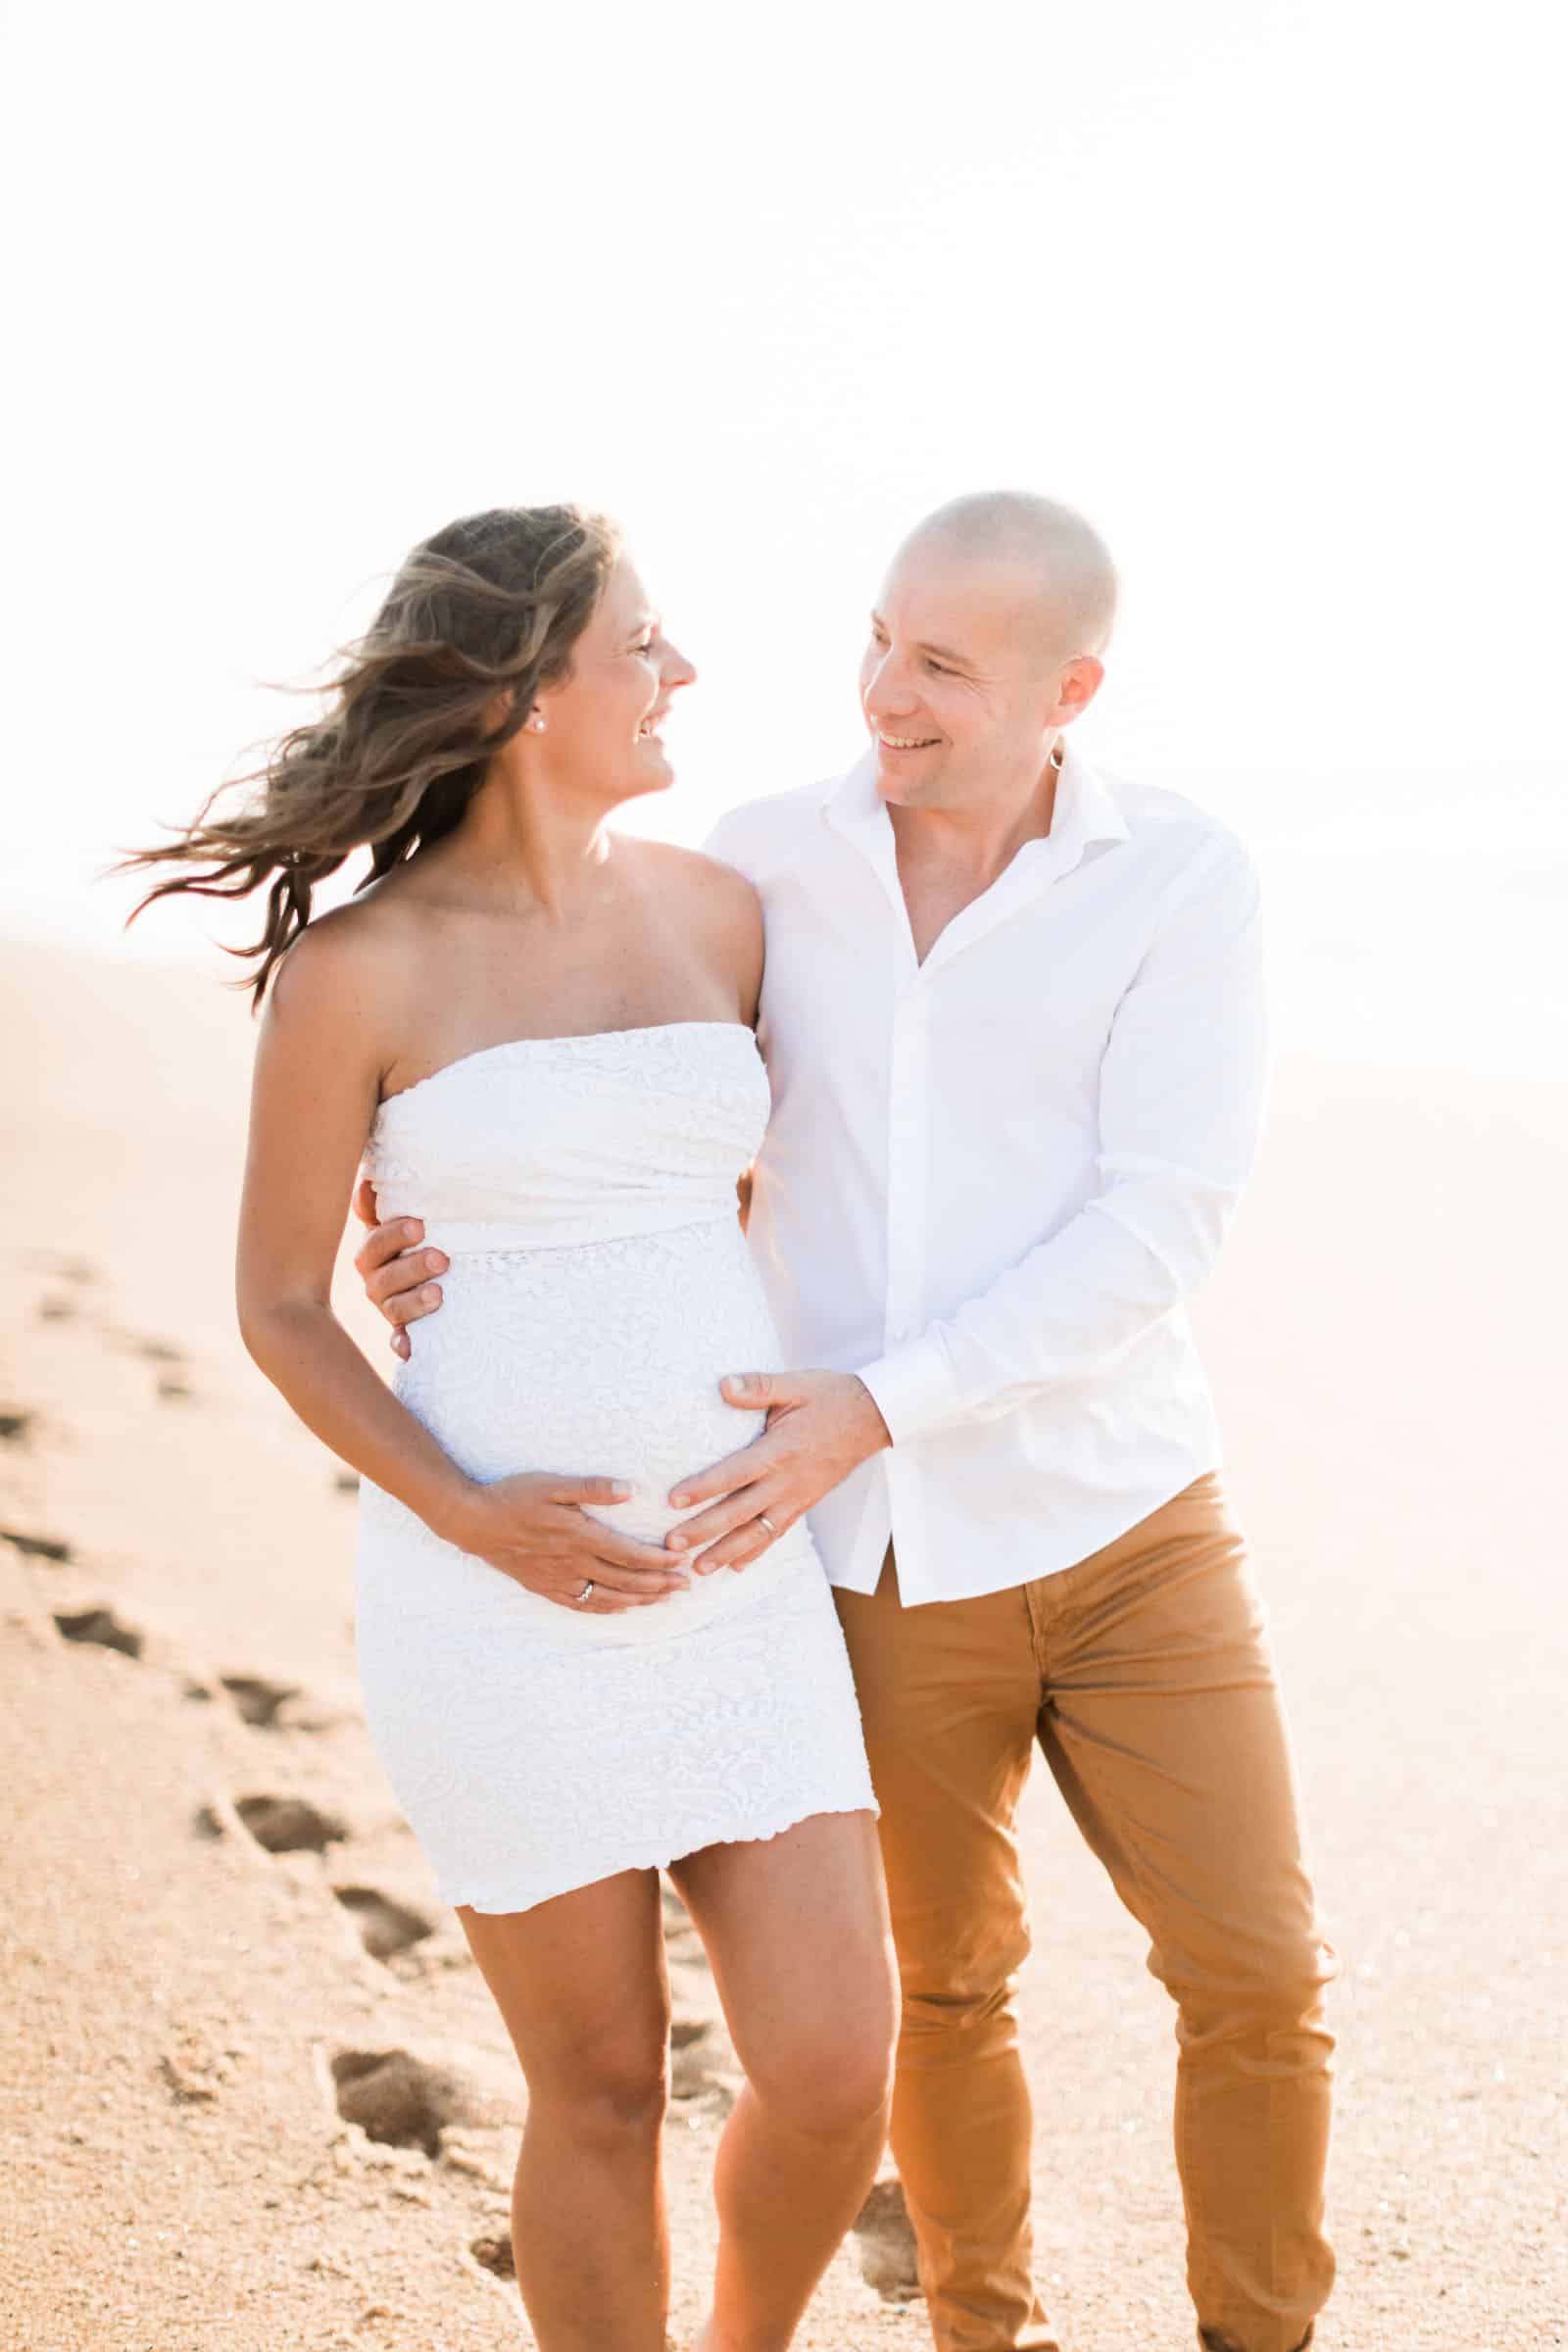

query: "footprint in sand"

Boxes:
[330, 2047, 481, 2160]
[234, 1792, 348, 1853]
[469, 2230, 514, 2279]
[30, 1256, 96, 1323]
[853, 2177, 922, 2303]
[667, 2017, 739, 2112]
[42, 1254, 99, 1287]
[2, 1526, 73, 1562]
[129, 1336, 184, 1364]
[131, 1337, 194, 1401]
[333, 1885, 437, 1963]
[53, 1605, 144, 1659]
[0, 1408, 34, 1444]
[220, 1673, 303, 1728]
[101, 1330, 195, 1400]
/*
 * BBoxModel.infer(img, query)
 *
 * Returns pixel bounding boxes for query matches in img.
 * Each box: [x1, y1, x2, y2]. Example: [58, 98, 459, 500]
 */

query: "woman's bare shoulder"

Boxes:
[264, 890, 424, 1056]
[626, 836, 763, 928]
[623, 838, 764, 1018]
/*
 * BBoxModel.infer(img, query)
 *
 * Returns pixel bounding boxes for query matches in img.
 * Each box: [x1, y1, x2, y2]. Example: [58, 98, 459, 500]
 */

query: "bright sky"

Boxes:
[3, 0, 1563, 992]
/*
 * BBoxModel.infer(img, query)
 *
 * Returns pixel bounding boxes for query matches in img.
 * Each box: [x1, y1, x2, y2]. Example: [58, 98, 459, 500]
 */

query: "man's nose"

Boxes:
[863, 651, 916, 715]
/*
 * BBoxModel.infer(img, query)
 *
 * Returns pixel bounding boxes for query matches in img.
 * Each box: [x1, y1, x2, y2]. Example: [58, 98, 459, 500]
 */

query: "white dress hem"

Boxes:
[450, 1795, 881, 1917]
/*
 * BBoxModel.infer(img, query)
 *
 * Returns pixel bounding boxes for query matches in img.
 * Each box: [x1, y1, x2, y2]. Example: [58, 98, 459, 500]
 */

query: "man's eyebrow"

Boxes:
[870, 611, 972, 666]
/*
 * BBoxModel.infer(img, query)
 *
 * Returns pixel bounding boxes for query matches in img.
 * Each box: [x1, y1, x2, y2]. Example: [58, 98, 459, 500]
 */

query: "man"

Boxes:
[357, 493, 1336, 2352]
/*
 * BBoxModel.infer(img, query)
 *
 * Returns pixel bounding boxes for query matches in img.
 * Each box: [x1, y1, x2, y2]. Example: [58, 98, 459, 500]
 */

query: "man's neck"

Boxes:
[890, 741, 1060, 876]
[889, 746, 1063, 964]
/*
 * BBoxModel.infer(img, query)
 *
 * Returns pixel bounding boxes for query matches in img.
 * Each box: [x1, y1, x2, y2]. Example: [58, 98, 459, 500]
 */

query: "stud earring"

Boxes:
[529, 714, 547, 733]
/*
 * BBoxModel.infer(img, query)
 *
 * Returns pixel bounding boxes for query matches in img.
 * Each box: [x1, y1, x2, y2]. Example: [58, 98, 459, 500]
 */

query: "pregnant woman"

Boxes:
[124, 504, 895, 2352]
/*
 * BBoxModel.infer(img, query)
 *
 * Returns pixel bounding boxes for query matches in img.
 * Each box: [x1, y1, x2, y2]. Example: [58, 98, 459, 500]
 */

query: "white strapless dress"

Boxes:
[354, 1021, 875, 1913]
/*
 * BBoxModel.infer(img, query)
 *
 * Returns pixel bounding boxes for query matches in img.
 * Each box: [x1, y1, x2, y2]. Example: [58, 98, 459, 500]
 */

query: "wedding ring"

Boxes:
[576, 1579, 595, 1603]
[757, 1514, 777, 1539]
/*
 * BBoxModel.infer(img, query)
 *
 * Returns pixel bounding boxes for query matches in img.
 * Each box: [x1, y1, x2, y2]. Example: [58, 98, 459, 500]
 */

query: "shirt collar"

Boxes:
[823, 748, 885, 838]
[823, 737, 1130, 879]
[1050, 738, 1132, 870]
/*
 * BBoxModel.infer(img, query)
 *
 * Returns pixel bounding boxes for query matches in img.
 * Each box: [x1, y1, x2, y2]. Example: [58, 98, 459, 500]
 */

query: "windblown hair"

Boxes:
[121, 504, 621, 1004]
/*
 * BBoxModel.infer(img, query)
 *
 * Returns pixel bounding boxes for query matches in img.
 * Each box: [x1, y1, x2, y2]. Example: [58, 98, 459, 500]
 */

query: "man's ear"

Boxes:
[1053, 655, 1104, 726]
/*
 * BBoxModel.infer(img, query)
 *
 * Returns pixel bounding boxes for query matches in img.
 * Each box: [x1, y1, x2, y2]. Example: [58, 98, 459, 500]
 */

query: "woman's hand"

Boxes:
[444, 1473, 692, 1615]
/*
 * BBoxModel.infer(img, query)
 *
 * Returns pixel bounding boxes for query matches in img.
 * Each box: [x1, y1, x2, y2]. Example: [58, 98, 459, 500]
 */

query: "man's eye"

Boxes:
[924, 659, 953, 675]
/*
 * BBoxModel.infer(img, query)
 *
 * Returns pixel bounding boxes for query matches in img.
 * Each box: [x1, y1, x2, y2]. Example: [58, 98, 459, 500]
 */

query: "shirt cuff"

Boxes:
[858, 1335, 963, 1446]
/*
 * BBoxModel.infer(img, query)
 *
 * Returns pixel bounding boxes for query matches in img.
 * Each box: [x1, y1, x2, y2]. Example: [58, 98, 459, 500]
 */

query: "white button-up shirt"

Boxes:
[704, 740, 1267, 1606]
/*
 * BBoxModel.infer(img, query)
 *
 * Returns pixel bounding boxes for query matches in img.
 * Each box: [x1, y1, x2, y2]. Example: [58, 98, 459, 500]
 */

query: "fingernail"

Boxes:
[432, 1253, 448, 1272]
[670, 1493, 690, 1509]
[421, 1285, 439, 1304]
[667, 1533, 688, 1550]
[402, 1221, 419, 1240]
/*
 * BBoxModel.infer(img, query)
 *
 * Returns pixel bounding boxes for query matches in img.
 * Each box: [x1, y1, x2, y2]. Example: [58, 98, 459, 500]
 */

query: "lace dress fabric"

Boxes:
[355, 1022, 876, 1913]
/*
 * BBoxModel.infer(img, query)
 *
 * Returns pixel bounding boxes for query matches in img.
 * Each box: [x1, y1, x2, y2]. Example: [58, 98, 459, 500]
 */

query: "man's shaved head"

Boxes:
[861, 491, 1113, 817]
[902, 491, 1118, 661]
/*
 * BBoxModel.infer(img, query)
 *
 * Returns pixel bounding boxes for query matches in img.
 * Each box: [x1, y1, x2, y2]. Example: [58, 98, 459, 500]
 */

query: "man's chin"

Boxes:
[879, 766, 940, 813]
[872, 760, 939, 808]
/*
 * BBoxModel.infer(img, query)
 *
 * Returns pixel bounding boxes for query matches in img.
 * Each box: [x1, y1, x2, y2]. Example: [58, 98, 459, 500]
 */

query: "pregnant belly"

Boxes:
[390, 1217, 778, 1547]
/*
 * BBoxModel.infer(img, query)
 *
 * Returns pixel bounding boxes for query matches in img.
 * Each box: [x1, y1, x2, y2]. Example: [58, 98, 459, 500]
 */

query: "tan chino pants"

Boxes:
[834, 1475, 1336, 2352]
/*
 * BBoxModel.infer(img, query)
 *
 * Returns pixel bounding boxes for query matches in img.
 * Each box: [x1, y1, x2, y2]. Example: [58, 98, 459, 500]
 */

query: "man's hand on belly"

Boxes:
[353, 1180, 446, 1359]
[665, 1371, 892, 1575]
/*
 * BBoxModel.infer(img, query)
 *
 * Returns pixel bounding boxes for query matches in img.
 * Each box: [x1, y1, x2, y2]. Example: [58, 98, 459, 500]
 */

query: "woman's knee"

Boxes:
[530, 2023, 670, 2146]
[748, 2006, 897, 2139]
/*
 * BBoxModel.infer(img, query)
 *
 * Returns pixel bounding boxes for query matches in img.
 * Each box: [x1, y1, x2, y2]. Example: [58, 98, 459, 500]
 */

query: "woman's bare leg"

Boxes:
[673, 1809, 897, 2352]
[459, 1869, 670, 2352]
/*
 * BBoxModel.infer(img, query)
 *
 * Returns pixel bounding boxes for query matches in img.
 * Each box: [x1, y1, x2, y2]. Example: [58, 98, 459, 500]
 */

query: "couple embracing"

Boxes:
[130, 492, 1336, 2352]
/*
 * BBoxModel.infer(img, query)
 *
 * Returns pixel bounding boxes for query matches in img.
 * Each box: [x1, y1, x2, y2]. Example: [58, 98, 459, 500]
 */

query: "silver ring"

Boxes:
[757, 1514, 777, 1539]
[576, 1579, 595, 1604]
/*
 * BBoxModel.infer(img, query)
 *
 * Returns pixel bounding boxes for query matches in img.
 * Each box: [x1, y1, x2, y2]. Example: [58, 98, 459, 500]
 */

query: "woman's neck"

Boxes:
[445, 768, 619, 917]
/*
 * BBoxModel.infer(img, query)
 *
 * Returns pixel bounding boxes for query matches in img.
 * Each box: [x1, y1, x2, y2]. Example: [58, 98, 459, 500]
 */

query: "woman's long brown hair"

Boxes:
[119, 504, 620, 1004]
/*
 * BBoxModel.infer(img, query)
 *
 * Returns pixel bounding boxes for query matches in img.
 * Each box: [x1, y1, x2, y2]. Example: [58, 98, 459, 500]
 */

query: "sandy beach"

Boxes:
[3, 931, 1564, 2352]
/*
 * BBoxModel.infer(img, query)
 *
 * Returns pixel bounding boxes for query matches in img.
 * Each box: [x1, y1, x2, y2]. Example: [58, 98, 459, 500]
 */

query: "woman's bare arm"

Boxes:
[236, 914, 480, 1531]
[236, 914, 687, 1612]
